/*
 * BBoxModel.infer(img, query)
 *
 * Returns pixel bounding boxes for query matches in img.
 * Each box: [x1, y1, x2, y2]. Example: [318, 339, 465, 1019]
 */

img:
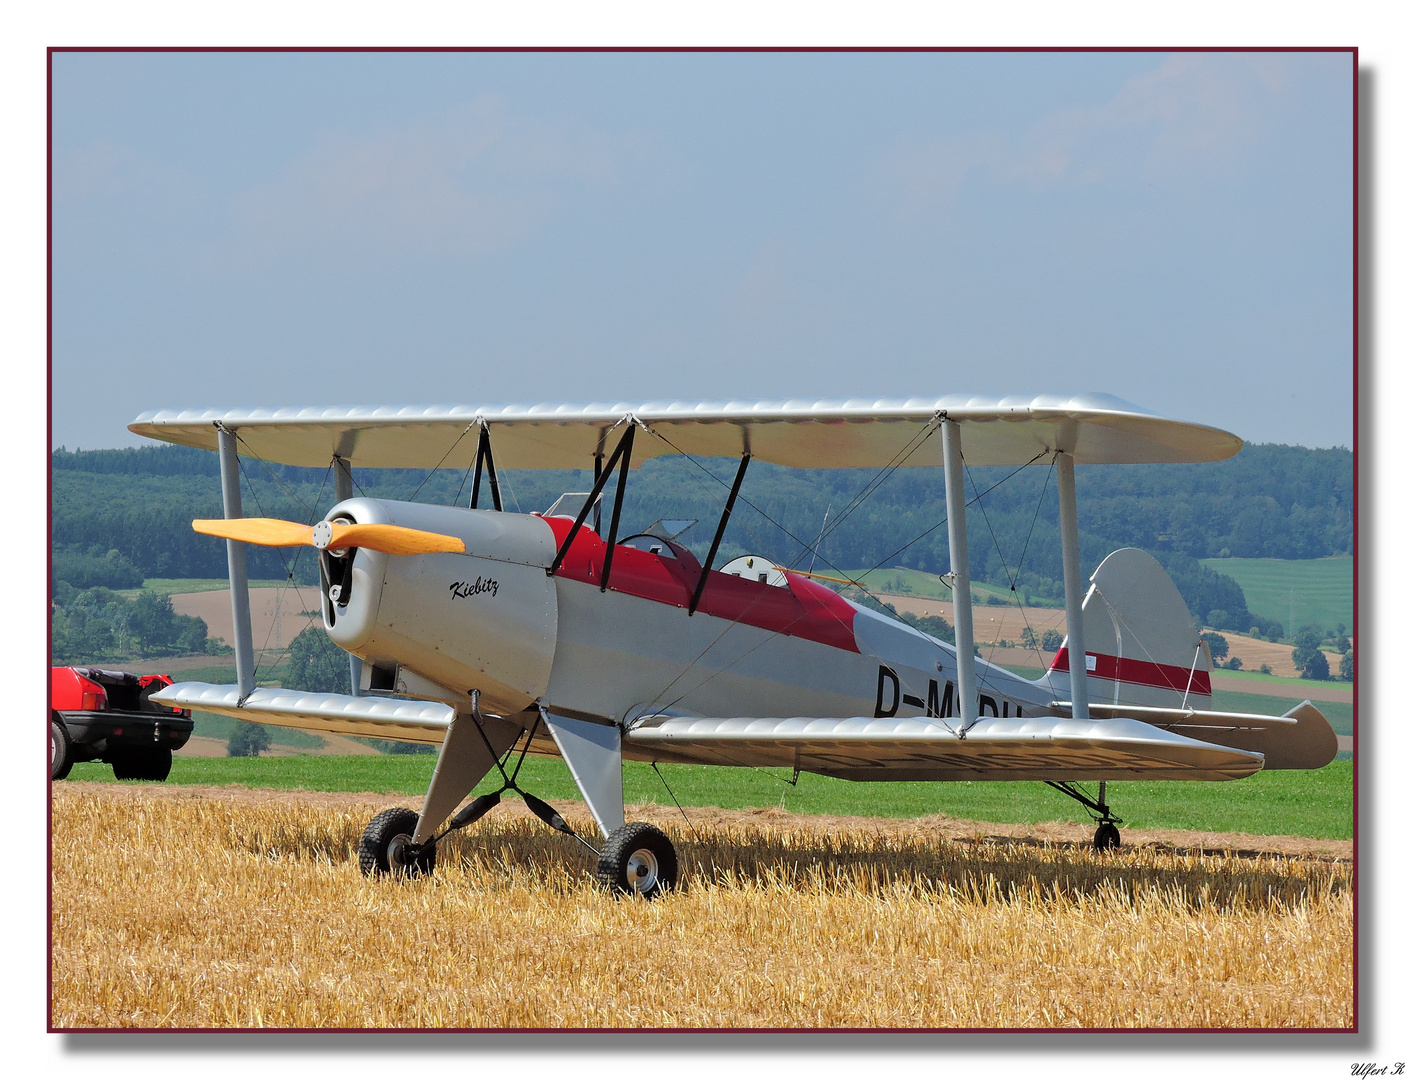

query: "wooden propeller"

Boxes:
[192, 518, 465, 555]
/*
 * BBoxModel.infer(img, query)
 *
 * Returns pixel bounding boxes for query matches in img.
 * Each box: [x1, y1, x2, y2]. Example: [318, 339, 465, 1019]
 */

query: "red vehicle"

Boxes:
[50, 667, 194, 781]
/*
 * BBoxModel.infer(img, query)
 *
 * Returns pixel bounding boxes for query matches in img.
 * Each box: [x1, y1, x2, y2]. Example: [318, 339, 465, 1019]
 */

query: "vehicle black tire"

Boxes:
[51, 718, 73, 781]
[596, 822, 677, 899]
[358, 807, 435, 878]
[110, 747, 172, 782]
[136, 747, 173, 782]
[1093, 822, 1121, 851]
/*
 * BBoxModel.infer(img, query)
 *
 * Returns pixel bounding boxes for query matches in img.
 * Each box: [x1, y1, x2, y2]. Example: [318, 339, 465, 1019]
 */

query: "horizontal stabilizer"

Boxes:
[1047, 699, 1339, 770]
[624, 713, 1264, 782]
[150, 682, 456, 745]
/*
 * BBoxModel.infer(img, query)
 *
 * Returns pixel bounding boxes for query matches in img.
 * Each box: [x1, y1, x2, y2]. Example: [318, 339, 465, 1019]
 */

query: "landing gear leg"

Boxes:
[1046, 779, 1123, 851]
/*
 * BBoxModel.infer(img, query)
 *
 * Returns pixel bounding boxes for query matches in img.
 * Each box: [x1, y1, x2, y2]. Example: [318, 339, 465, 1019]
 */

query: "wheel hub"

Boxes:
[625, 848, 660, 892]
[385, 833, 413, 869]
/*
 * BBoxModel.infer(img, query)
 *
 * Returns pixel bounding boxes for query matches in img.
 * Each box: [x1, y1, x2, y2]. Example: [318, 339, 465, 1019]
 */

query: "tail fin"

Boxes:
[1046, 548, 1213, 709]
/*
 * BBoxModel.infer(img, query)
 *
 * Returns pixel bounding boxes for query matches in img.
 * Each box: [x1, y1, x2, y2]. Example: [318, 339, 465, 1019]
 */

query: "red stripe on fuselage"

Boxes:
[1051, 647, 1212, 696]
[542, 517, 860, 653]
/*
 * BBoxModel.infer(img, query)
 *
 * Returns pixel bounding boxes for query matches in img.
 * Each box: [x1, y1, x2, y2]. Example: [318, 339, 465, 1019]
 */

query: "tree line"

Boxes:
[52, 440, 1352, 640]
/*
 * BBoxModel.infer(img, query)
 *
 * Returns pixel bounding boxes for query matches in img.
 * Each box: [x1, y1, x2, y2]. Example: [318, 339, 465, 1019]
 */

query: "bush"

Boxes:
[1296, 649, 1331, 681]
[285, 626, 351, 694]
[227, 722, 271, 757]
[1291, 631, 1328, 679]
[1041, 629, 1064, 653]
[909, 613, 955, 644]
[127, 590, 211, 657]
[1225, 656, 1243, 670]
[1340, 649, 1353, 681]
[361, 739, 435, 755]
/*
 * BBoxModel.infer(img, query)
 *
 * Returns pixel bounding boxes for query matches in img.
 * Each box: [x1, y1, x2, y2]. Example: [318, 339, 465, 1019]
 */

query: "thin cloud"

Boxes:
[225, 96, 643, 267]
[882, 53, 1305, 219]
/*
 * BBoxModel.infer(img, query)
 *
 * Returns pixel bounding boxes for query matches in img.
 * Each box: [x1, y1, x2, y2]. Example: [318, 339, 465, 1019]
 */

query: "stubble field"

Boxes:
[52, 783, 1353, 1030]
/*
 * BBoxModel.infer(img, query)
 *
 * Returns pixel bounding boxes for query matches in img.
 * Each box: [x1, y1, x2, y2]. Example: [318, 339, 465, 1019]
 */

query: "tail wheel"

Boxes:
[359, 807, 436, 878]
[1093, 822, 1121, 851]
[597, 822, 677, 899]
[51, 718, 73, 781]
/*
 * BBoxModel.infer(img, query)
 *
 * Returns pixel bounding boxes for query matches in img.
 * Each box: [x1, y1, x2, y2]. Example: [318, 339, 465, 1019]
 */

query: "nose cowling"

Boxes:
[320, 498, 560, 716]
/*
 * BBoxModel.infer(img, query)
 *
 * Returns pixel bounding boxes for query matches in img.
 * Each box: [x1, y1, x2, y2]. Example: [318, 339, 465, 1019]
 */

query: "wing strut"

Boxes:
[1056, 451, 1091, 719]
[689, 453, 751, 615]
[548, 422, 635, 579]
[940, 417, 978, 732]
[332, 454, 363, 696]
[597, 424, 636, 591]
[216, 423, 257, 700]
[469, 424, 503, 511]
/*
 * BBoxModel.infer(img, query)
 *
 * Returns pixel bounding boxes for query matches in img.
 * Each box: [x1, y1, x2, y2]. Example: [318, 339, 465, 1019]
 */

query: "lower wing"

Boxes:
[151, 682, 457, 745]
[622, 713, 1266, 781]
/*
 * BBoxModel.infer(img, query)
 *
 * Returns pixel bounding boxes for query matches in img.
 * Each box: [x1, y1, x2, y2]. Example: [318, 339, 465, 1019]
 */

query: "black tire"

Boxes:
[359, 807, 435, 878]
[111, 747, 172, 782]
[1093, 822, 1121, 851]
[597, 822, 677, 899]
[51, 718, 73, 781]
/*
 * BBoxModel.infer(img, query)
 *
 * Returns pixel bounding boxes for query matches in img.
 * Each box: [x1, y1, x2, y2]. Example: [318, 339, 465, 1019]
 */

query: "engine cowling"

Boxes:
[319, 498, 559, 716]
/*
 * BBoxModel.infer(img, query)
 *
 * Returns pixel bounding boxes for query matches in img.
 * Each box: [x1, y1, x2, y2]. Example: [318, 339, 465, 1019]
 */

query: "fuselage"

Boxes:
[318, 498, 1059, 755]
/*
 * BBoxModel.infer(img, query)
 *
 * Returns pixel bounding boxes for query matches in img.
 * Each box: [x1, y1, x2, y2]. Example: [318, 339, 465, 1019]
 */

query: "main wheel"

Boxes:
[597, 822, 677, 899]
[359, 807, 436, 878]
[51, 719, 73, 781]
[1093, 822, 1121, 851]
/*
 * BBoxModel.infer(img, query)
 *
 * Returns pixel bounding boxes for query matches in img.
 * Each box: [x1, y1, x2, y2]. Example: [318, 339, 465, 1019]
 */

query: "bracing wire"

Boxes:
[409, 426, 474, 502]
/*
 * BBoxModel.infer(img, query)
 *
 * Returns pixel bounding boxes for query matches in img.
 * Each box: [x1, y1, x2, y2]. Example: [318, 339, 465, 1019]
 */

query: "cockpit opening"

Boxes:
[719, 555, 789, 588]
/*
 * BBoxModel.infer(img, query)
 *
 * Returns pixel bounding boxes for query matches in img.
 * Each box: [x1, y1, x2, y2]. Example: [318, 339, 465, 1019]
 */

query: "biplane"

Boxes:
[130, 395, 1336, 896]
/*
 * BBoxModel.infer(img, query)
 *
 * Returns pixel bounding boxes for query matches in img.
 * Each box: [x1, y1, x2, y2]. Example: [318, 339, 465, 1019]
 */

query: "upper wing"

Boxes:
[622, 713, 1264, 782]
[151, 682, 457, 745]
[128, 394, 1242, 470]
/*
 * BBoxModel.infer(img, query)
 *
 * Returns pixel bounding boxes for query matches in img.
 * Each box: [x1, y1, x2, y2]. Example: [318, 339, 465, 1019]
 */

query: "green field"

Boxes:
[119, 578, 290, 598]
[63, 754, 1354, 840]
[1211, 688, 1353, 736]
[839, 567, 1060, 607]
[1202, 556, 1353, 634]
[1210, 667, 1345, 692]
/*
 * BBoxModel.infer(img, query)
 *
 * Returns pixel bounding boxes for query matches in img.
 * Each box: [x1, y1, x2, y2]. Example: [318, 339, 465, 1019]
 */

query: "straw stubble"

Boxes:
[51, 786, 1352, 1029]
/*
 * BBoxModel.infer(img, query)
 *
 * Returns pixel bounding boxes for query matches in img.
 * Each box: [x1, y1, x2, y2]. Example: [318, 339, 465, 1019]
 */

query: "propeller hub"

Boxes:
[312, 520, 335, 549]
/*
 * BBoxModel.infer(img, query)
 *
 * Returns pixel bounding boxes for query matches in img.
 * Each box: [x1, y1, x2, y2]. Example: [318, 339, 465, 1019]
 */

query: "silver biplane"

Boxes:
[131, 395, 1337, 896]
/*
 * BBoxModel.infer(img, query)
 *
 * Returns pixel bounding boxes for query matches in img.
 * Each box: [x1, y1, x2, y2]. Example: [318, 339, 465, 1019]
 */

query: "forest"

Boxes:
[52, 440, 1352, 645]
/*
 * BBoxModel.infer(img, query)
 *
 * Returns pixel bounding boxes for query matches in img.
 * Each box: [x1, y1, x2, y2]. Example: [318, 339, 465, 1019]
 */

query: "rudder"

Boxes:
[1046, 548, 1213, 709]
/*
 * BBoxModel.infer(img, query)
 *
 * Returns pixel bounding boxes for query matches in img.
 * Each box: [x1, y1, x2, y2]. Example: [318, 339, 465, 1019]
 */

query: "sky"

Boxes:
[50, 48, 1354, 452]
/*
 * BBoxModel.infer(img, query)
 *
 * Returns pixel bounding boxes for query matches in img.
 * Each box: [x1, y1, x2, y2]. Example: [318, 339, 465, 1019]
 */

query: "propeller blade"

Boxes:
[192, 518, 314, 547]
[192, 517, 465, 555]
[326, 523, 465, 555]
